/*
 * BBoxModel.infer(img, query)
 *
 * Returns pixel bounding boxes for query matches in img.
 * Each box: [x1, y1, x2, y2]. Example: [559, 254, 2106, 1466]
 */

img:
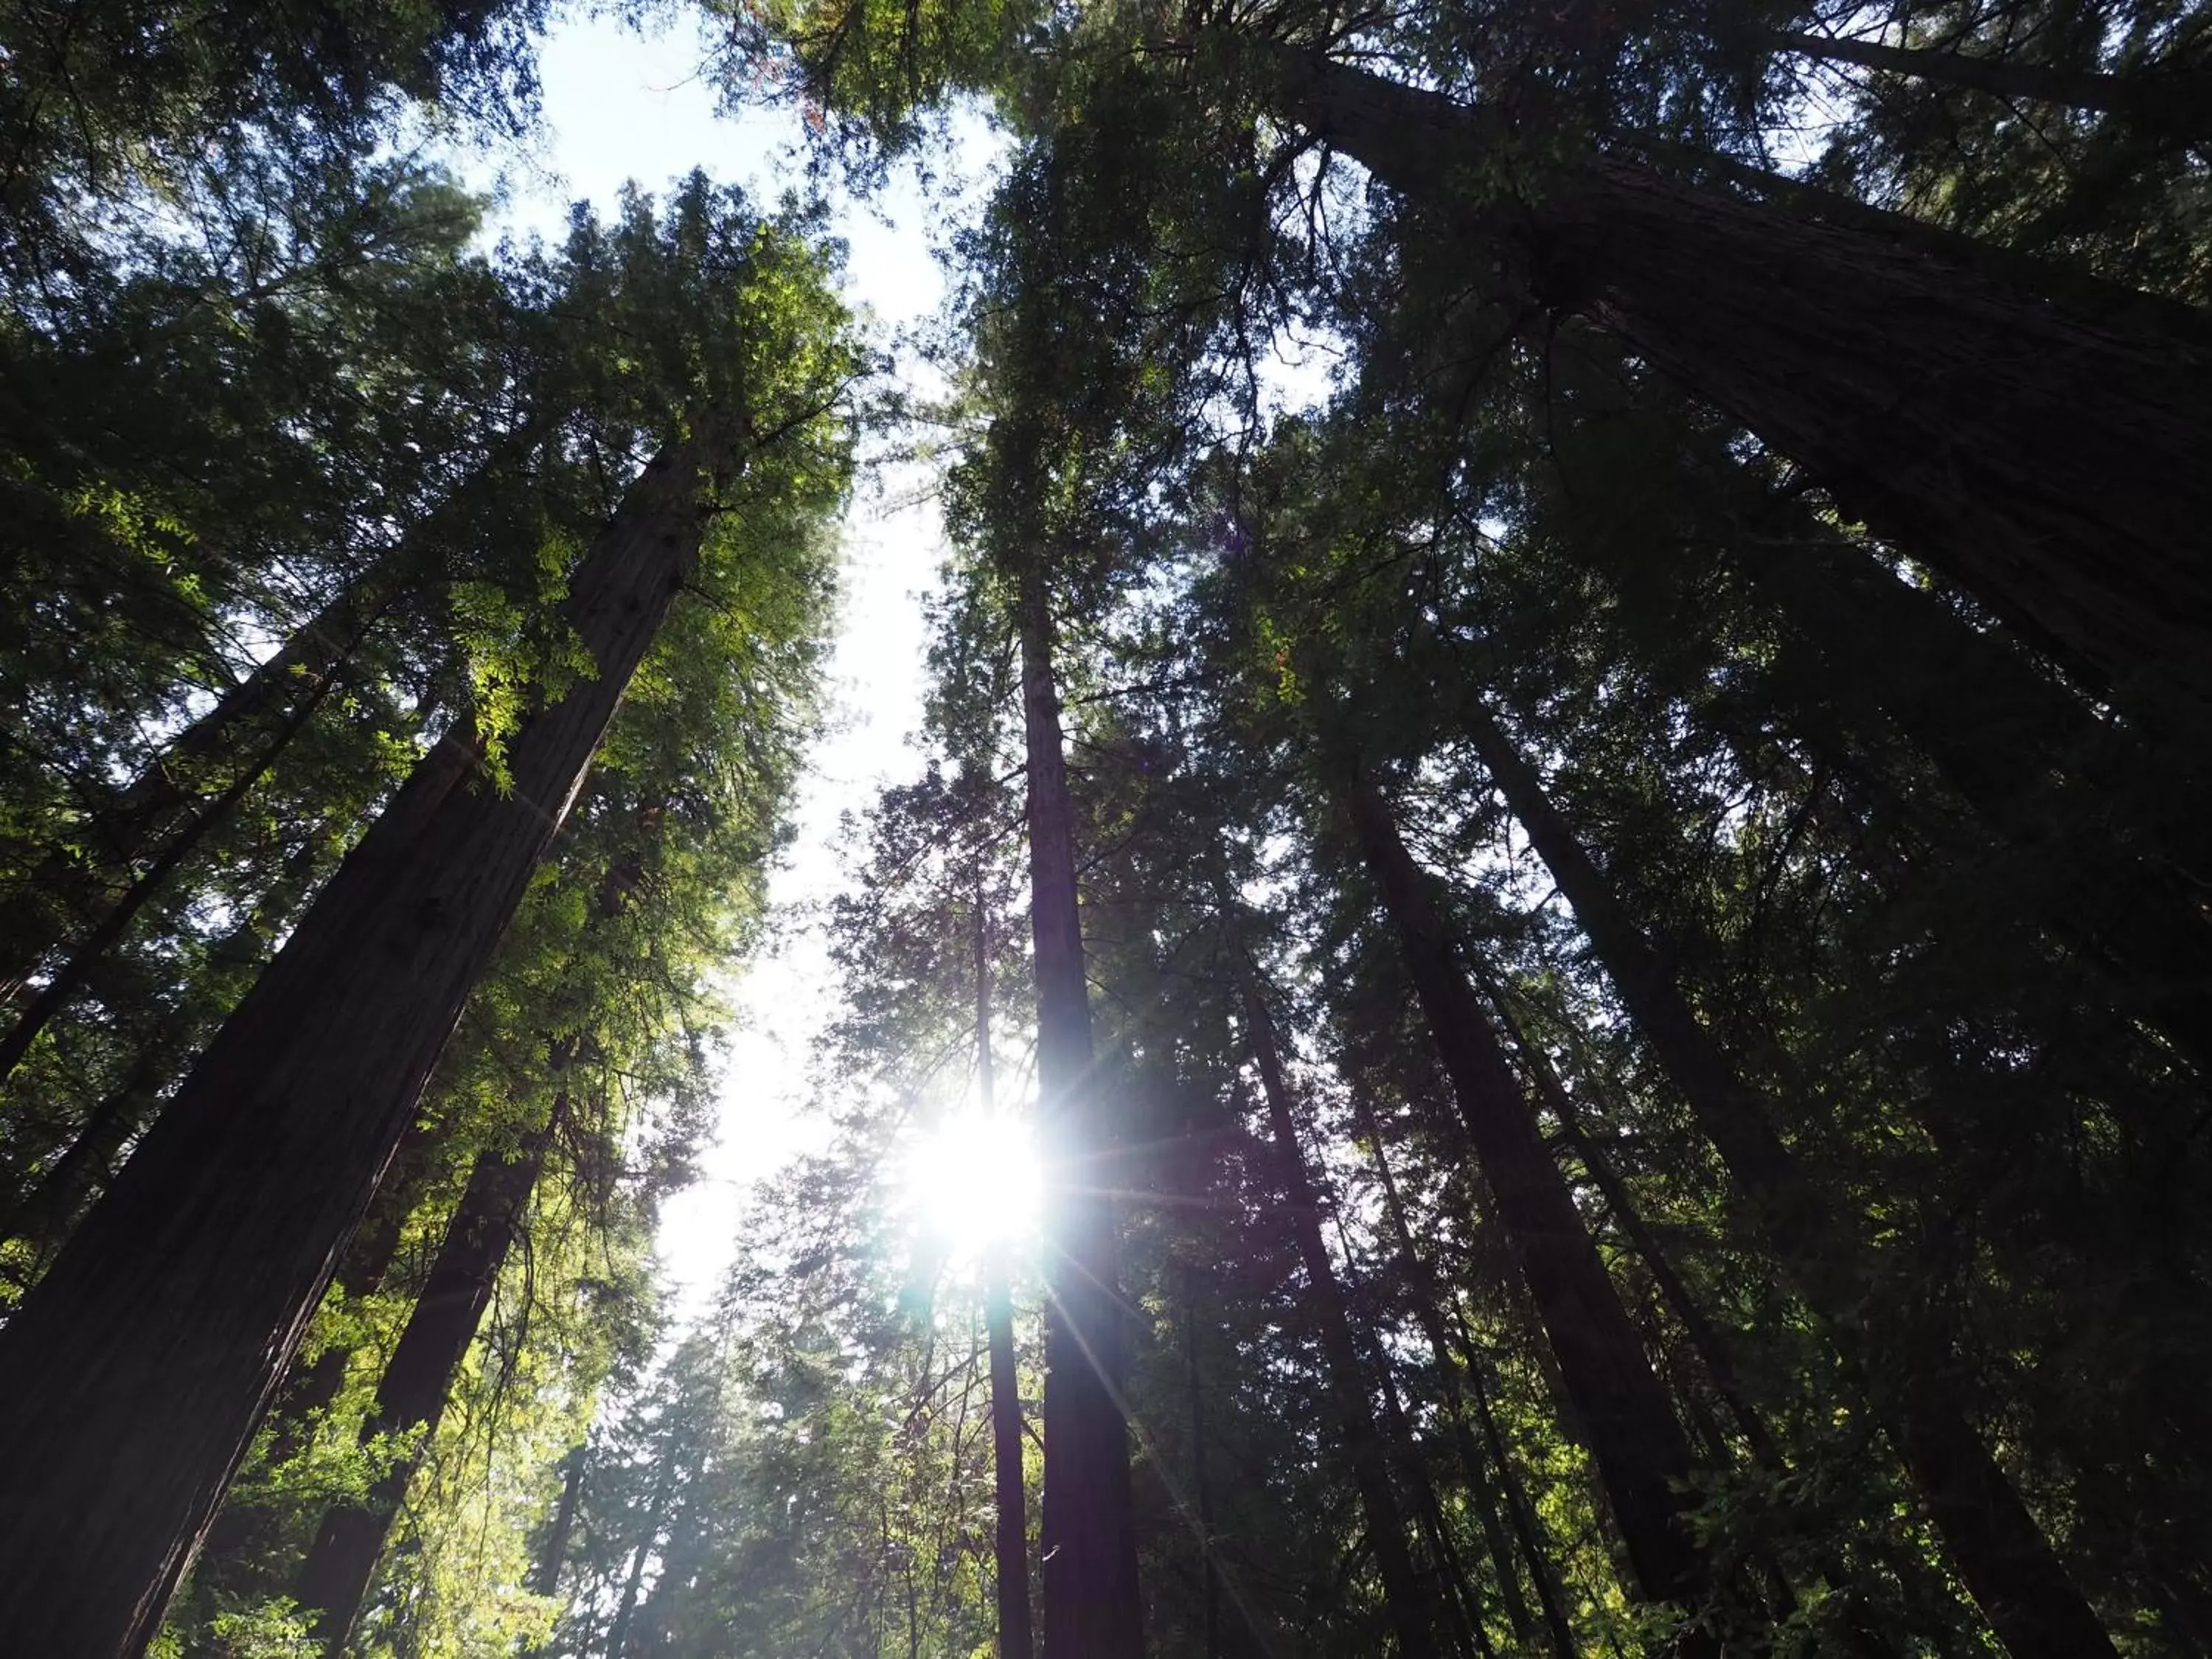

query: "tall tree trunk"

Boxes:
[1180, 1281, 1224, 1659]
[1366, 1331, 1494, 1659]
[0, 584, 374, 1008]
[1767, 29, 2212, 136]
[1236, 958, 1440, 1657]
[291, 1105, 557, 1647]
[0, 422, 549, 1009]
[1017, 558, 1144, 1659]
[1734, 533, 2212, 1071]
[0, 835, 327, 1263]
[1265, 47, 2212, 712]
[0, 1048, 164, 1262]
[978, 897, 1036, 1659]
[1332, 754, 1718, 1618]
[530, 1446, 586, 1598]
[1458, 1315, 1593, 1659]
[1455, 692, 2120, 1659]
[183, 1109, 450, 1617]
[0, 658, 342, 1084]
[0, 433, 728, 1658]
[1354, 1090, 1573, 1659]
[604, 1458, 672, 1659]
[1615, 132, 2212, 344]
[1490, 1001, 1779, 1466]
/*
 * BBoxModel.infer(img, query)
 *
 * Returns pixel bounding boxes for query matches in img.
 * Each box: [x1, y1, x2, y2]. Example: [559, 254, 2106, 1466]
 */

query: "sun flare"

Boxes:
[904, 1109, 1043, 1256]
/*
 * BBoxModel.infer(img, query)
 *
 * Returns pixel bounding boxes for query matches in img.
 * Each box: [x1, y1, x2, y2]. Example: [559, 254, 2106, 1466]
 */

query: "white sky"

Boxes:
[463, 7, 1005, 1318]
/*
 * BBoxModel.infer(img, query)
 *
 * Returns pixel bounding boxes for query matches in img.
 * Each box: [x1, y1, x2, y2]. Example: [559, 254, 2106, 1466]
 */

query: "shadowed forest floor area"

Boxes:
[0, 0, 2208, 1654]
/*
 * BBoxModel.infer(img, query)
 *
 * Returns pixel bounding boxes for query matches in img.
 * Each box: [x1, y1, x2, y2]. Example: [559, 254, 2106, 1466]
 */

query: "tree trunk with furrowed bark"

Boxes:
[0, 431, 729, 1658]
[1266, 46, 2212, 716]
[1018, 557, 1144, 1659]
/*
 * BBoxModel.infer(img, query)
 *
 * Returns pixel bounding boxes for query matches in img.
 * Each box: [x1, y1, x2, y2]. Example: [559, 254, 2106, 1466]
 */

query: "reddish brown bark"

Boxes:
[977, 900, 1036, 1659]
[1018, 559, 1143, 1659]
[1267, 48, 2212, 714]
[0, 434, 727, 1658]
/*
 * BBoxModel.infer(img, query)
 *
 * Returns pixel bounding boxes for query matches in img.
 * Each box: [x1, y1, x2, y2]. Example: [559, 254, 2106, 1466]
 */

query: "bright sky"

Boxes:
[463, 7, 1006, 1318]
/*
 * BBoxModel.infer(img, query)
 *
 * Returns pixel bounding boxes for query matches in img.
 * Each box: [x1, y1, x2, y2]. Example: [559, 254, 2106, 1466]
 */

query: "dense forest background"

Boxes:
[0, 0, 2207, 1653]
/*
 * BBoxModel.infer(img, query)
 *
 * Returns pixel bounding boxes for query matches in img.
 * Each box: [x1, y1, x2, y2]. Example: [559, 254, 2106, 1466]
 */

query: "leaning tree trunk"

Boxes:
[530, 1446, 586, 1599]
[0, 421, 552, 1010]
[0, 586, 370, 1009]
[1237, 957, 1441, 1658]
[1356, 1105, 1571, 1658]
[1363, 1324, 1493, 1659]
[291, 1106, 557, 1647]
[0, 433, 728, 1658]
[0, 657, 344, 1085]
[1767, 29, 2212, 138]
[0, 1048, 164, 1262]
[1334, 756, 1719, 1618]
[1486, 998, 1779, 1467]
[1180, 1279, 1225, 1659]
[1017, 557, 1144, 1659]
[186, 1110, 451, 1615]
[1266, 47, 2212, 715]
[976, 898, 1036, 1659]
[0, 833, 327, 1262]
[1455, 692, 2121, 1659]
[1734, 532, 2212, 1075]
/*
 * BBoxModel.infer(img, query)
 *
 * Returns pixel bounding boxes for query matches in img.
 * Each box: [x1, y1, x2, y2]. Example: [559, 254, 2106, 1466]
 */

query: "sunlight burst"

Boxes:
[903, 1109, 1043, 1257]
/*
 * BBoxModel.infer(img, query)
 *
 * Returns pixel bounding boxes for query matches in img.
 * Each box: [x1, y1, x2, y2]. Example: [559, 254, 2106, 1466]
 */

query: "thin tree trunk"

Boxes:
[291, 1105, 557, 1646]
[1325, 1162, 1492, 1659]
[1500, 994, 1907, 1659]
[1458, 1330, 1580, 1656]
[1354, 1091, 1573, 1659]
[1492, 1003, 1779, 1466]
[0, 585, 372, 1008]
[978, 897, 1036, 1659]
[1455, 692, 2120, 1659]
[1734, 533, 2212, 1071]
[1769, 29, 2212, 136]
[0, 423, 548, 1009]
[1017, 557, 1144, 1659]
[0, 1049, 163, 1261]
[605, 1459, 672, 1659]
[0, 432, 729, 1658]
[1180, 1282, 1223, 1659]
[0, 661, 341, 1084]
[184, 1110, 450, 1613]
[0, 835, 327, 1262]
[1368, 1335, 1495, 1659]
[530, 1446, 586, 1598]
[1266, 46, 2212, 712]
[1237, 959, 1440, 1657]
[1333, 756, 1718, 1618]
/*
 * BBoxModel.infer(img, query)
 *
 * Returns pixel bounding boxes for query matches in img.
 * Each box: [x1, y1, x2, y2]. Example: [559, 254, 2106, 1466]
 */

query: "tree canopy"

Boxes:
[0, 0, 2207, 1652]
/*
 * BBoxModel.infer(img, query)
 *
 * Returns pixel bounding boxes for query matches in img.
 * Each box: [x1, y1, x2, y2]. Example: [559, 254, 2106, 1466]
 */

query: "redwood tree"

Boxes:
[0, 431, 734, 1655]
